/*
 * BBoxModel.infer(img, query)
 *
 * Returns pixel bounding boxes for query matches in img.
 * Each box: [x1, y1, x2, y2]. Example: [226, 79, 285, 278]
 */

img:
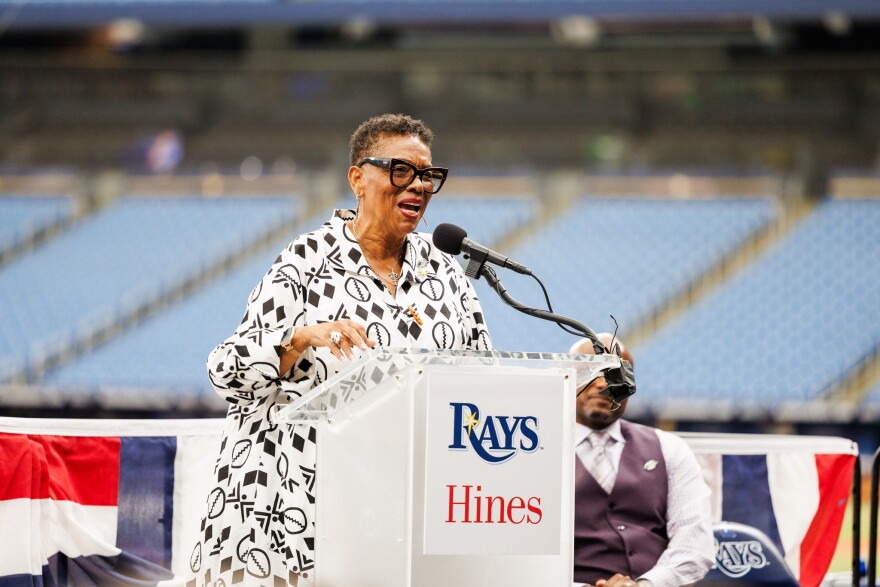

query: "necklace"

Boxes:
[350, 219, 404, 287]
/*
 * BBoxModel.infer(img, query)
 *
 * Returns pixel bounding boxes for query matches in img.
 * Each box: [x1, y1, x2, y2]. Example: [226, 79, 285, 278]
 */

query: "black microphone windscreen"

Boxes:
[433, 223, 468, 256]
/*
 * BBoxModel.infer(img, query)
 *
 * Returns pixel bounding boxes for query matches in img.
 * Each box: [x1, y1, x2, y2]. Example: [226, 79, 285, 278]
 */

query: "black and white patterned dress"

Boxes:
[188, 210, 492, 586]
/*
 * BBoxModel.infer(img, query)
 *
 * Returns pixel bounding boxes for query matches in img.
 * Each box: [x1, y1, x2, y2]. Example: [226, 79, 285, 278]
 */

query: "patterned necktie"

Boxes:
[587, 430, 615, 494]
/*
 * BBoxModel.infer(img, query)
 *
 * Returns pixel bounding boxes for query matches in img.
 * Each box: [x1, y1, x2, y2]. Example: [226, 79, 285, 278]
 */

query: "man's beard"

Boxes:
[587, 407, 614, 424]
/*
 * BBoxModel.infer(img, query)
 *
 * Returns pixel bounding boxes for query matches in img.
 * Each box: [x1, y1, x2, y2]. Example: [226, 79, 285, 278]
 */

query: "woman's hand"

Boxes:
[279, 320, 376, 374]
[293, 320, 377, 361]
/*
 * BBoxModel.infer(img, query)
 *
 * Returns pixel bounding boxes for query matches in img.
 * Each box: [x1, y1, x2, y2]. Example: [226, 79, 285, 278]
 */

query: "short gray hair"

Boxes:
[349, 113, 434, 166]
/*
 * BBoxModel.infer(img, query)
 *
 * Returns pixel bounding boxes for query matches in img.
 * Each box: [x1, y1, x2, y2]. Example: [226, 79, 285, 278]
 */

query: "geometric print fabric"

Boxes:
[189, 210, 493, 586]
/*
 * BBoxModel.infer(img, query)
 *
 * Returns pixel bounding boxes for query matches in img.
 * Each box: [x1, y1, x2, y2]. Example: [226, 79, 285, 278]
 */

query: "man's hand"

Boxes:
[595, 574, 637, 587]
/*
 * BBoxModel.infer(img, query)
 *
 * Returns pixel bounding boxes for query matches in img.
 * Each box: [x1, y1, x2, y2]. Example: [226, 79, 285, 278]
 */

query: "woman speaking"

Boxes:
[190, 114, 493, 586]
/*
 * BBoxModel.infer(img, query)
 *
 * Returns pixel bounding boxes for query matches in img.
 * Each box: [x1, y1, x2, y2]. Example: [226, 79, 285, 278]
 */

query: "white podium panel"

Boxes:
[272, 349, 619, 587]
[311, 370, 412, 586]
[422, 369, 567, 556]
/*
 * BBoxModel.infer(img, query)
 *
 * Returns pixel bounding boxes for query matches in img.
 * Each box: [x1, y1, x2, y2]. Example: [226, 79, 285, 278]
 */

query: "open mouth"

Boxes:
[398, 200, 422, 218]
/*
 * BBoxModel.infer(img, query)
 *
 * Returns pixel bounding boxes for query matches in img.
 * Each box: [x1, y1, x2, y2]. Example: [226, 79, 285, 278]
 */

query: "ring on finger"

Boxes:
[329, 331, 342, 345]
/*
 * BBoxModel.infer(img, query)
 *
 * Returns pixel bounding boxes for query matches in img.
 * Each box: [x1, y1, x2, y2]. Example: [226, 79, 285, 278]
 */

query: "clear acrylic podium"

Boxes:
[272, 348, 620, 587]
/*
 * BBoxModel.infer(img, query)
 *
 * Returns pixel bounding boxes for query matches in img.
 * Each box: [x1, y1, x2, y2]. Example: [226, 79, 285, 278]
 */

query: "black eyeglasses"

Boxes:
[359, 157, 448, 194]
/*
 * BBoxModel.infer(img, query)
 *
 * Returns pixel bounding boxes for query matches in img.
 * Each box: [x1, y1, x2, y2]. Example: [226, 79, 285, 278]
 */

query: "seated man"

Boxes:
[571, 334, 714, 587]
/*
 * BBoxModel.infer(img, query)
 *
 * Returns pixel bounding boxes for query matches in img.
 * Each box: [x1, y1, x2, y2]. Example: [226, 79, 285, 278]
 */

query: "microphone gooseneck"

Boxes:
[432, 221, 636, 403]
[479, 264, 602, 350]
[480, 264, 636, 404]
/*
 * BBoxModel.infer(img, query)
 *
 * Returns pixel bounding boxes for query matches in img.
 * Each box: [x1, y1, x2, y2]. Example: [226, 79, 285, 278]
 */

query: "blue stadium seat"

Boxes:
[425, 196, 537, 248]
[635, 199, 880, 410]
[0, 195, 72, 254]
[31, 203, 325, 408]
[0, 195, 301, 383]
[38, 234, 299, 409]
[701, 521, 799, 586]
[475, 197, 775, 352]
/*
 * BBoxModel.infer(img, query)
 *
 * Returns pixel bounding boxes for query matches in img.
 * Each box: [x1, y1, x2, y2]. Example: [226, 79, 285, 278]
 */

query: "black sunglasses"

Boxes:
[359, 157, 448, 194]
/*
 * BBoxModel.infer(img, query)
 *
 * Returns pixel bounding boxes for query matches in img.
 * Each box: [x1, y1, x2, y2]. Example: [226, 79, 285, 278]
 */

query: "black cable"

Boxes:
[480, 265, 603, 351]
[480, 264, 636, 402]
[528, 271, 584, 338]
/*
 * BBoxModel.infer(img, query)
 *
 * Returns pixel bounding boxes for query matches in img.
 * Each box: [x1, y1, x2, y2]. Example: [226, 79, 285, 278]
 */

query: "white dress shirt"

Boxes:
[573, 420, 714, 587]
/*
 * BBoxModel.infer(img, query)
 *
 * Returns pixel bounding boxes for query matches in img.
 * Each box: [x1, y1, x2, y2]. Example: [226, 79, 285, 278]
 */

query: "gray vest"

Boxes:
[573, 420, 669, 584]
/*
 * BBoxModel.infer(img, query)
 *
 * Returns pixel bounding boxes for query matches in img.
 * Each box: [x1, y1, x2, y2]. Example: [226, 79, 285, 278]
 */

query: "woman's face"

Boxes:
[350, 133, 435, 241]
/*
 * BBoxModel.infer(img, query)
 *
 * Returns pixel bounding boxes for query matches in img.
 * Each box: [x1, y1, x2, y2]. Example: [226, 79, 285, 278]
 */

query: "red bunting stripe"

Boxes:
[0, 433, 120, 506]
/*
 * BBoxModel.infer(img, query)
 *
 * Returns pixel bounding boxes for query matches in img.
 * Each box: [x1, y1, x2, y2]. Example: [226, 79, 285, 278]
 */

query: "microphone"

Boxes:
[433, 223, 532, 276]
